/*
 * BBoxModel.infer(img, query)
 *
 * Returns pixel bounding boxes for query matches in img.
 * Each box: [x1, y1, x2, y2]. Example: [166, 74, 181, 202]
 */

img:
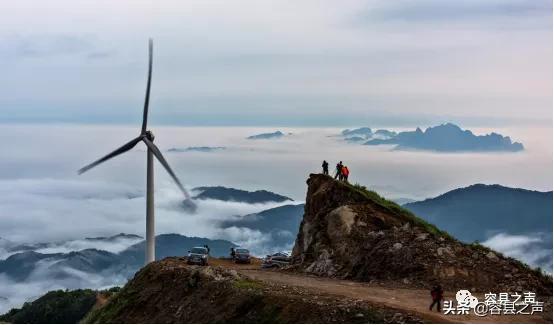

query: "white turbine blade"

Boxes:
[141, 39, 153, 134]
[78, 136, 143, 174]
[142, 138, 192, 200]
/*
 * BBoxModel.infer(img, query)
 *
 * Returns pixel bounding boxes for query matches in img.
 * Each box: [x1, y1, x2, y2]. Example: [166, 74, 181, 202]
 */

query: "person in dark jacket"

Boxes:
[429, 284, 443, 312]
[334, 161, 343, 180]
[230, 247, 236, 260]
[204, 244, 210, 255]
[322, 160, 329, 175]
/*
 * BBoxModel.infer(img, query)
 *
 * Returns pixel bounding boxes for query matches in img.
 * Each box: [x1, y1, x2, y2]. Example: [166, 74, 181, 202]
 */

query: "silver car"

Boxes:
[261, 251, 291, 268]
[187, 246, 209, 265]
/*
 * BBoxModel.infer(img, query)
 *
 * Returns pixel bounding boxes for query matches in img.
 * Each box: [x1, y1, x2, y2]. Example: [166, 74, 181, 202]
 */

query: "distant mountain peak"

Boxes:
[364, 123, 524, 152]
[341, 127, 372, 136]
[192, 186, 293, 203]
[85, 233, 142, 241]
[246, 131, 287, 140]
[428, 183, 552, 200]
[403, 183, 552, 268]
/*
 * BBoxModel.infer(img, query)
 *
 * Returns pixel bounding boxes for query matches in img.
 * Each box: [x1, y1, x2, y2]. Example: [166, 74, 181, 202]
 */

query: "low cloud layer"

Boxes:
[0, 178, 294, 312]
[0, 177, 290, 245]
[216, 226, 294, 257]
[482, 232, 552, 272]
[34, 237, 143, 255]
[0, 265, 127, 314]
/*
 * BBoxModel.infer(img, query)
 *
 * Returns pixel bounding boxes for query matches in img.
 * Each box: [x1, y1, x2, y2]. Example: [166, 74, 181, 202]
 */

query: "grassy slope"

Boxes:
[344, 181, 453, 239]
[338, 177, 550, 280]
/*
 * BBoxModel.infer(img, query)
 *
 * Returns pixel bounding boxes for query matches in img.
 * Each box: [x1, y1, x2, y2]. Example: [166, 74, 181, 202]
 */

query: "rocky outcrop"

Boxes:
[292, 174, 552, 295]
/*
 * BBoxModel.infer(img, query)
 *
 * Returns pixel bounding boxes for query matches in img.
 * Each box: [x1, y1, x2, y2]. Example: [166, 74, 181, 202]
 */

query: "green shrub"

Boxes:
[233, 278, 264, 290]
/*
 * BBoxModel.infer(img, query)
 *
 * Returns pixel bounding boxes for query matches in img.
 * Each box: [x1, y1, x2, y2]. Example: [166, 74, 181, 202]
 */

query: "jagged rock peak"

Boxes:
[291, 174, 552, 295]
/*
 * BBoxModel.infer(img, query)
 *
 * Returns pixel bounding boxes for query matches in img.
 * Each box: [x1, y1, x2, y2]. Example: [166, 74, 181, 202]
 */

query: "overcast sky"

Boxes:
[0, 0, 551, 126]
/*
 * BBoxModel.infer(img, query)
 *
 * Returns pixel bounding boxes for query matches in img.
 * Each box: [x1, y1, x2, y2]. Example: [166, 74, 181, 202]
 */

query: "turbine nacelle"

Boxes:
[144, 130, 155, 141]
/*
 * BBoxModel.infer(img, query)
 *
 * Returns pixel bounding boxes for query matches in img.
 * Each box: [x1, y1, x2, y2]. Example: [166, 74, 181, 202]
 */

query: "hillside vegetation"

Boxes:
[1, 290, 90, 323]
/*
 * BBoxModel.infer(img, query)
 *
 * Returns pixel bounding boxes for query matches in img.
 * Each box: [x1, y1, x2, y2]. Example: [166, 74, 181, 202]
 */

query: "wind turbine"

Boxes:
[78, 39, 196, 265]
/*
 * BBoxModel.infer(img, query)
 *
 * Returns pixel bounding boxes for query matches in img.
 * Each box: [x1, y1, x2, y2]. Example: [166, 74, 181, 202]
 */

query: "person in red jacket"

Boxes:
[429, 284, 444, 312]
[341, 165, 350, 182]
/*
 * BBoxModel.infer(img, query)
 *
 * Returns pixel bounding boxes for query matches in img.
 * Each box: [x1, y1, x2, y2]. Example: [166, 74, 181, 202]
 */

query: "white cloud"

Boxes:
[482, 233, 552, 272]
[0, 177, 291, 245]
[215, 226, 294, 257]
[34, 237, 144, 255]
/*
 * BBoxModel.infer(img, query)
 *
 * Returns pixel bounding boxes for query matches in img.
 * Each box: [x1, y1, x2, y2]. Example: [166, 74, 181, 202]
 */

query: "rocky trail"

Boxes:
[211, 258, 549, 324]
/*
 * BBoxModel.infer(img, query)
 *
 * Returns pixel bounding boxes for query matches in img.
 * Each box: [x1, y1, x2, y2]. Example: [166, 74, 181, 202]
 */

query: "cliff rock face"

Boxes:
[292, 174, 551, 295]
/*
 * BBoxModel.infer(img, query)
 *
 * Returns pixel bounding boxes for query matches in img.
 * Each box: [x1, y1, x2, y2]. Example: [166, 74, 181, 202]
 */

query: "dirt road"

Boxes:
[211, 258, 548, 324]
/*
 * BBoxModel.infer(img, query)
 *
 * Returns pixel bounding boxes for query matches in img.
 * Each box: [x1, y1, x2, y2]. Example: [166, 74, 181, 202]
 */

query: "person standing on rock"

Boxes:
[429, 284, 443, 312]
[342, 165, 350, 182]
[322, 160, 329, 175]
[334, 161, 343, 180]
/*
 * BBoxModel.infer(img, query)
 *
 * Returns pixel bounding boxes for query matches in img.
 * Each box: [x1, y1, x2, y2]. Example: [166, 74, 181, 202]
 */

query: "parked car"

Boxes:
[261, 251, 291, 269]
[234, 248, 251, 264]
[187, 246, 209, 265]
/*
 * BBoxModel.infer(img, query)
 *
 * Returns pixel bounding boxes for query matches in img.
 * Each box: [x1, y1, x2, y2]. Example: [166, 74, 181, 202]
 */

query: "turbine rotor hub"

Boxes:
[145, 130, 155, 141]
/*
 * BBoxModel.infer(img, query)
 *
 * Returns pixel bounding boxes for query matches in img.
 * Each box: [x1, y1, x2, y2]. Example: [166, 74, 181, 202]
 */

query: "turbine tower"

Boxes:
[78, 39, 196, 265]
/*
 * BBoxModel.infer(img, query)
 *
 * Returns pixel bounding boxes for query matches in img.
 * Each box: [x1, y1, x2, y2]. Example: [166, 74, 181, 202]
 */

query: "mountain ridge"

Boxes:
[340, 123, 524, 152]
[0, 234, 236, 283]
[193, 186, 293, 203]
[404, 183, 553, 243]
[246, 130, 286, 140]
[412, 183, 552, 202]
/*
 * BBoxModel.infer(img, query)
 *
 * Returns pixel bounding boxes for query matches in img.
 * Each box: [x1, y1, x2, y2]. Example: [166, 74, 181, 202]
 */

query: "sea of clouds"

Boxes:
[0, 124, 551, 313]
[0, 177, 292, 251]
[0, 178, 296, 313]
[482, 232, 552, 272]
